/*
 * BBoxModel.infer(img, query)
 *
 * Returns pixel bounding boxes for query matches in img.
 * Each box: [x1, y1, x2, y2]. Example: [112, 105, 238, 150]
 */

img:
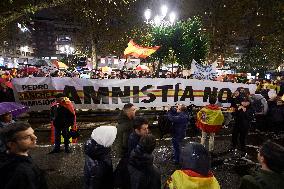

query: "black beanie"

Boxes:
[260, 141, 284, 174]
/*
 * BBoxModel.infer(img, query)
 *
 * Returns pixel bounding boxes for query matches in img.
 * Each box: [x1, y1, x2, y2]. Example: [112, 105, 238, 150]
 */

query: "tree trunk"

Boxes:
[91, 38, 97, 70]
[155, 58, 162, 78]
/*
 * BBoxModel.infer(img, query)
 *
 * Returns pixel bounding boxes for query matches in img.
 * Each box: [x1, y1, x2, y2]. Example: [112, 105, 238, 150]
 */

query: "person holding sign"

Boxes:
[196, 97, 224, 154]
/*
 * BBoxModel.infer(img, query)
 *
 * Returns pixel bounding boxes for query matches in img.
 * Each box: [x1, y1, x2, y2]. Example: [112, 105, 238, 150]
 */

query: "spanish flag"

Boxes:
[124, 40, 160, 59]
[165, 170, 220, 189]
[196, 104, 224, 133]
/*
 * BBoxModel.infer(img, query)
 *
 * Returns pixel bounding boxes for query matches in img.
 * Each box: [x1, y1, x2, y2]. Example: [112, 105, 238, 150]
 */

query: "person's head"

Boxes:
[0, 112, 13, 123]
[258, 140, 284, 174]
[91, 126, 117, 147]
[123, 103, 136, 119]
[241, 97, 250, 107]
[0, 122, 37, 156]
[138, 134, 156, 154]
[177, 104, 187, 113]
[180, 142, 211, 176]
[55, 93, 66, 103]
[209, 96, 217, 105]
[133, 117, 149, 136]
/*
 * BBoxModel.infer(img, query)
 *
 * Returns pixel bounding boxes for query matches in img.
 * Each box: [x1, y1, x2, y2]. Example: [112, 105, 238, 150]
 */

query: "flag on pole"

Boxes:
[124, 40, 160, 59]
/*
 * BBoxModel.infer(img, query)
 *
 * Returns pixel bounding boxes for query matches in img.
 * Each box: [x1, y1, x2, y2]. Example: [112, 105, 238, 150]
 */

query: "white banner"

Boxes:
[12, 77, 257, 111]
[191, 60, 217, 80]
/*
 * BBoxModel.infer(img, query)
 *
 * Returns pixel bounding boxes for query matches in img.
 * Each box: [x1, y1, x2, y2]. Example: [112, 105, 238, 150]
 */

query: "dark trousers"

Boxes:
[232, 124, 249, 151]
[172, 136, 183, 163]
[54, 127, 70, 150]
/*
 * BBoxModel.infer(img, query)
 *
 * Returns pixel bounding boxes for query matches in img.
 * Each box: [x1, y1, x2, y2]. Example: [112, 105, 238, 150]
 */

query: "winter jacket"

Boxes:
[235, 105, 254, 128]
[84, 126, 117, 189]
[116, 112, 134, 158]
[167, 108, 189, 139]
[239, 169, 284, 189]
[126, 145, 161, 189]
[50, 103, 75, 129]
[0, 153, 48, 189]
[127, 132, 141, 157]
[84, 139, 113, 189]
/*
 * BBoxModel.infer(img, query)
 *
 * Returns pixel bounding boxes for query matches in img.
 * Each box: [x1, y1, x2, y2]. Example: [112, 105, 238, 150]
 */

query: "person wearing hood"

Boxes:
[84, 126, 117, 189]
[167, 104, 189, 164]
[118, 134, 161, 189]
[0, 112, 16, 153]
[165, 142, 220, 189]
[239, 140, 284, 189]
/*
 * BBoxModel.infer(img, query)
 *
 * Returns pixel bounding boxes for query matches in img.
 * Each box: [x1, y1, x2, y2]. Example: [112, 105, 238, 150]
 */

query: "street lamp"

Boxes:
[59, 45, 75, 66]
[144, 5, 177, 27]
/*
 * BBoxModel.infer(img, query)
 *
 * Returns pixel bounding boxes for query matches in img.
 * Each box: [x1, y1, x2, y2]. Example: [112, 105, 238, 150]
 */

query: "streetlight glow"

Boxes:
[144, 9, 151, 20]
[154, 15, 161, 26]
[169, 12, 176, 23]
[161, 5, 168, 17]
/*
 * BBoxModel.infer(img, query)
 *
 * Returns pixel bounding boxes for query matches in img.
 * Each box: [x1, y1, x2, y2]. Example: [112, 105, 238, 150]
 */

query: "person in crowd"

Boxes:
[0, 122, 48, 189]
[49, 93, 76, 154]
[117, 134, 161, 189]
[196, 97, 224, 154]
[116, 103, 137, 158]
[167, 104, 189, 164]
[239, 140, 284, 189]
[0, 112, 16, 153]
[127, 116, 149, 157]
[0, 80, 15, 102]
[114, 103, 137, 187]
[84, 126, 117, 189]
[231, 97, 254, 153]
[250, 93, 268, 131]
[0, 112, 15, 128]
[267, 93, 284, 132]
[165, 142, 220, 189]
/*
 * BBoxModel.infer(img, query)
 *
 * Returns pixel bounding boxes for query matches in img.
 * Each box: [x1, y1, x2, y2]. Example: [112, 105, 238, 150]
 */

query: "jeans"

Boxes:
[201, 131, 215, 152]
[172, 136, 183, 163]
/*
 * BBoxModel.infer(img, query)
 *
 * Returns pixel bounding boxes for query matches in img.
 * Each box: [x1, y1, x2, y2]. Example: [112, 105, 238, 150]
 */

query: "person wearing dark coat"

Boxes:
[49, 93, 75, 153]
[127, 117, 149, 157]
[231, 97, 254, 152]
[239, 141, 284, 189]
[267, 96, 284, 132]
[116, 103, 137, 158]
[0, 122, 48, 189]
[120, 134, 161, 189]
[84, 126, 117, 189]
[167, 104, 189, 164]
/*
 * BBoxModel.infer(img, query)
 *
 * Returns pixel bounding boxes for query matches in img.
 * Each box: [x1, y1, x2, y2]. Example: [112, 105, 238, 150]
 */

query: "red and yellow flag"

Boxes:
[165, 170, 220, 189]
[124, 40, 160, 59]
[196, 104, 224, 133]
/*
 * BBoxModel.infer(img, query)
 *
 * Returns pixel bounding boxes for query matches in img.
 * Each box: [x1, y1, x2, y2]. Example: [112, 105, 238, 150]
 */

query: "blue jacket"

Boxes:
[167, 107, 189, 138]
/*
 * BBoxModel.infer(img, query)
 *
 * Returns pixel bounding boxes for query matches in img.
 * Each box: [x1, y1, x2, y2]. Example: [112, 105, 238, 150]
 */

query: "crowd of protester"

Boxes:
[0, 66, 284, 188]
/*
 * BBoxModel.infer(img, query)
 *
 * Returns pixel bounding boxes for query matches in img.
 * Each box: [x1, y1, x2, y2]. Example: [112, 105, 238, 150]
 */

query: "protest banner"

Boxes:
[12, 77, 256, 111]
